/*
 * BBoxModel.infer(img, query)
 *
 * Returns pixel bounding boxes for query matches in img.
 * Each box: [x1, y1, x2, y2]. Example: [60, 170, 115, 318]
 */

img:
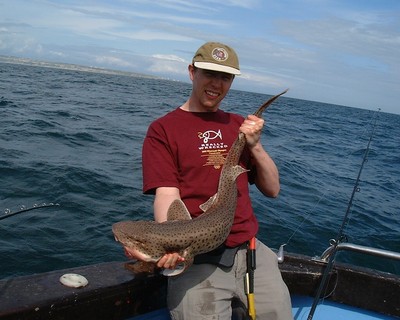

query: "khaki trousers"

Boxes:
[168, 239, 293, 320]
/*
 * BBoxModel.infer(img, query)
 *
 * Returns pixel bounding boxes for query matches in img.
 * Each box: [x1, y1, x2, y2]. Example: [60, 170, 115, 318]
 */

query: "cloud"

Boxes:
[152, 54, 186, 63]
[48, 50, 66, 58]
[148, 54, 188, 75]
[0, 0, 399, 113]
[105, 30, 193, 42]
[61, 2, 227, 28]
[0, 29, 43, 54]
[277, 14, 400, 68]
[238, 71, 287, 88]
[94, 55, 135, 68]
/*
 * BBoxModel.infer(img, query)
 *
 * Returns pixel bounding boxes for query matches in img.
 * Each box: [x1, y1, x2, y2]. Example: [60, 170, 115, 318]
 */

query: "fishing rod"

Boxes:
[245, 237, 256, 319]
[307, 110, 380, 320]
[0, 203, 59, 221]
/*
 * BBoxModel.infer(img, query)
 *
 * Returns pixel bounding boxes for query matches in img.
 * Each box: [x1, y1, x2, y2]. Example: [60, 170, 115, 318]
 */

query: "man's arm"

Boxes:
[154, 186, 181, 222]
[124, 187, 184, 268]
[240, 114, 280, 197]
[153, 187, 185, 269]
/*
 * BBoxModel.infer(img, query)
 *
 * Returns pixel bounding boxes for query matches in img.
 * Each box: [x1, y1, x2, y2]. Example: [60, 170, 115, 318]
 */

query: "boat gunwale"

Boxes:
[0, 252, 399, 319]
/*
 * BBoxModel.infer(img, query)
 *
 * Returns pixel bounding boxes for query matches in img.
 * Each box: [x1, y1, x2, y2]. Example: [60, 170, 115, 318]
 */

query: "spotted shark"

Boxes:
[112, 89, 288, 276]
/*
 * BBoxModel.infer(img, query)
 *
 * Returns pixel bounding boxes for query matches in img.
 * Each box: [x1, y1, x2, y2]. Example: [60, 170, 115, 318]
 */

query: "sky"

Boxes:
[0, 0, 399, 114]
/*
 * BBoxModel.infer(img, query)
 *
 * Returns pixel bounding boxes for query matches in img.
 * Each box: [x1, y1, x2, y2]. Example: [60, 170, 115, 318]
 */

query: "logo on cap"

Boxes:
[212, 47, 228, 62]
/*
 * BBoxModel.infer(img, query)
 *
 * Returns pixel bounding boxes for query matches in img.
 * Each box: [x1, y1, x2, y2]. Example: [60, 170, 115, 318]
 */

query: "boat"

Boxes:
[1, 242, 399, 320]
[1, 106, 398, 319]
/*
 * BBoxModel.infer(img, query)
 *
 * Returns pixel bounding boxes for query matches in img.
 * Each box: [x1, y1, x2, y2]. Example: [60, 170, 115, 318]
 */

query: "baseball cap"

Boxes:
[192, 42, 241, 75]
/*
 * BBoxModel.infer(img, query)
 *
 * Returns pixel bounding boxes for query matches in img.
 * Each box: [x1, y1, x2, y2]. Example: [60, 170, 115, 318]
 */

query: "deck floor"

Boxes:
[129, 295, 399, 320]
[291, 295, 398, 320]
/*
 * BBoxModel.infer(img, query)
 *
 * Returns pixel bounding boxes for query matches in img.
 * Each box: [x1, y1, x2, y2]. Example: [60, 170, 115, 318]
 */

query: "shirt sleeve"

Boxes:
[142, 121, 180, 194]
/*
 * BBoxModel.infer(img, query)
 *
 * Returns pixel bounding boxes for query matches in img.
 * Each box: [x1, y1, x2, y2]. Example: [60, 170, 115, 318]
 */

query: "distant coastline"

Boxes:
[1, 55, 394, 115]
[0, 55, 159, 79]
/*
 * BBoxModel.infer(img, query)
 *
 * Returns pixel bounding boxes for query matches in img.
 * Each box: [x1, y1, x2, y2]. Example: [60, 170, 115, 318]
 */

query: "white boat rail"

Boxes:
[319, 241, 400, 262]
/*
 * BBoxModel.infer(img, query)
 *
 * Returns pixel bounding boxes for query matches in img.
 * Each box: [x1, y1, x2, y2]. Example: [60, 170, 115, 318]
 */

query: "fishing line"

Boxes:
[283, 109, 381, 249]
[307, 109, 380, 320]
[0, 203, 60, 221]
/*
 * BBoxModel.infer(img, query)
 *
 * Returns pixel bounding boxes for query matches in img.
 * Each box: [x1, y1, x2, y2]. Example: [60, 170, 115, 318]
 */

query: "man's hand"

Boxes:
[240, 114, 264, 149]
[124, 246, 184, 270]
[157, 253, 185, 269]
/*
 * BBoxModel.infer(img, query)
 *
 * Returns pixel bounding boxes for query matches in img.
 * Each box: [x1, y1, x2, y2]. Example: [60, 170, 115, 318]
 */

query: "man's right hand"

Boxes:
[157, 253, 185, 269]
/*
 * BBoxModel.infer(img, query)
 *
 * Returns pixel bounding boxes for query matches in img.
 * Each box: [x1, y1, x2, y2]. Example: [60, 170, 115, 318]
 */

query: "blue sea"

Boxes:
[0, 62, 399, 280]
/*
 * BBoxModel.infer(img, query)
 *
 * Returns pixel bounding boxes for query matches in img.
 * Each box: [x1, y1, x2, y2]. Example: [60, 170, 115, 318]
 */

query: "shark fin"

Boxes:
[167, 199, 192, 221]
[199, 165, 247, 212]
[199, 193, 218, 212]
[232, 165, 249, 177]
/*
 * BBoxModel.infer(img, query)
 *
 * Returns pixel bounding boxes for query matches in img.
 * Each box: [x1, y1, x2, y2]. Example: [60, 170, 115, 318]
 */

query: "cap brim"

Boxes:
[194, 62, 241, 75]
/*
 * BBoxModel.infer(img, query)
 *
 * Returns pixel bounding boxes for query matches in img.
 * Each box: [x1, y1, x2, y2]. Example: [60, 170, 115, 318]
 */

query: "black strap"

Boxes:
[194, 243, 244, 268]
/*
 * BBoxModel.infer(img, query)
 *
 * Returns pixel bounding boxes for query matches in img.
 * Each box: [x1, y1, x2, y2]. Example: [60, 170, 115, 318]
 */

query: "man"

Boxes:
[131, 42, 293, 319]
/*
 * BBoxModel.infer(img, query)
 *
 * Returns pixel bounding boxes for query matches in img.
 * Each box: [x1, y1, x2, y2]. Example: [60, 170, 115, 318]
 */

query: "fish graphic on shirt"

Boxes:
[198, 129, 223, 143]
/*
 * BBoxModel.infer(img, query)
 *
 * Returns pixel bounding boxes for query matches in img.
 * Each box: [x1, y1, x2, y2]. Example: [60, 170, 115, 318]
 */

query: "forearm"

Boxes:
[240, 114, 280, 197]
[250, 142, 280, 197]
[153, 186, 184, 269]
[154, 187, 181, 222]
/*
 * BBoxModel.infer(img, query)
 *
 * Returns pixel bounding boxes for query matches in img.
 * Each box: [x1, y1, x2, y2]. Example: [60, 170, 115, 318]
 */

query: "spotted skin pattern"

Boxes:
[112, 89, 288, 275]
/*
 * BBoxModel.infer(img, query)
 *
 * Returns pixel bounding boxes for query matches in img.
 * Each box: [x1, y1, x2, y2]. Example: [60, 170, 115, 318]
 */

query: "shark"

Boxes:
[112, 89, 288, 276]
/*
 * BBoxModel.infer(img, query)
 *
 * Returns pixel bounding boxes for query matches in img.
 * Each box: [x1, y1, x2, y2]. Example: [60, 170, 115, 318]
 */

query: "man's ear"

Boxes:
[188, 64, 195, 81]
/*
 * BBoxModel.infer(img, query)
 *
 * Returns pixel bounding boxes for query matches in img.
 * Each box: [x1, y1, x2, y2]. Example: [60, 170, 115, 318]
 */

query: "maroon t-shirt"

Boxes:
[142, 107, 258, 247]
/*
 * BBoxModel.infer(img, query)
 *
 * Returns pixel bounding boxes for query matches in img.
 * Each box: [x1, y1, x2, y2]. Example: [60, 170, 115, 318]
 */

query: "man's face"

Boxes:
[189, 65, 234, 112]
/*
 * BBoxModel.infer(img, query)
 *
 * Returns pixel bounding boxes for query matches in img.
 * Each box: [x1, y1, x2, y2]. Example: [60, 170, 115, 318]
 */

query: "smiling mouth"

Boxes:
[205, 90, 219, 98]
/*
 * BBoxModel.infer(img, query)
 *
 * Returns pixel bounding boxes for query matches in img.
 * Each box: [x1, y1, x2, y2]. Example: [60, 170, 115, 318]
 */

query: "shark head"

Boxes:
[112, 221, 159, 262]
[113, 220, 193, 276]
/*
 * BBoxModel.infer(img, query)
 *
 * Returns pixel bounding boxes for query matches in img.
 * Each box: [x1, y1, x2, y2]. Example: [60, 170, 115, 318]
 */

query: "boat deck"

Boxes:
[129, 295, 398, 320]
[291, 295, 398, 320]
